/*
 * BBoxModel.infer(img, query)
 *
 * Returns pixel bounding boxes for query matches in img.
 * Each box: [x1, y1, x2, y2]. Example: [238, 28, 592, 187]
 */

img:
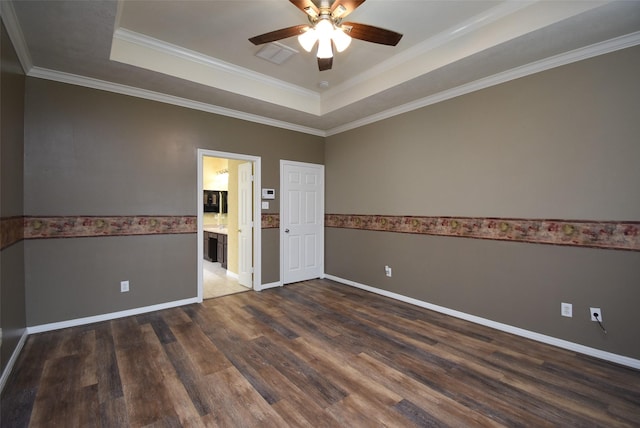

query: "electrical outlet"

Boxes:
[561, 302, 572, 317]
[121, 280, 130, 293]
[590, 307, 602, 322]
[384, 265, 392, 277]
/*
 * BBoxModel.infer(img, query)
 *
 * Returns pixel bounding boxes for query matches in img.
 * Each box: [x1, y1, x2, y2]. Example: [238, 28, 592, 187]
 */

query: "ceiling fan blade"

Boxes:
[341, 22, 403, 46]
[249, 25, 309, 45]
[289, 0, 319, 17]
[331, 0, 365, 19]
[318, 57, 333, 71]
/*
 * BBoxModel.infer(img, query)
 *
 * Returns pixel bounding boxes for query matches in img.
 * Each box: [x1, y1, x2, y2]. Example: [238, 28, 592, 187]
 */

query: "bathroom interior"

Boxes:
[202, 156, 250, 299]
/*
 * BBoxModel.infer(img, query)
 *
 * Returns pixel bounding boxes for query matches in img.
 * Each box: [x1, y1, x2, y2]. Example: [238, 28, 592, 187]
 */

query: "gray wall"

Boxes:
[24, 78, 324, 326]
[325, 46, 640, 359]
[0, 20, 27, 372]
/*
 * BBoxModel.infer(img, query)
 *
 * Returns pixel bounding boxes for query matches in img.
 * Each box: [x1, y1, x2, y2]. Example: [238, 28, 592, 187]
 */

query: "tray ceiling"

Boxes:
[4, 0, 640, 136]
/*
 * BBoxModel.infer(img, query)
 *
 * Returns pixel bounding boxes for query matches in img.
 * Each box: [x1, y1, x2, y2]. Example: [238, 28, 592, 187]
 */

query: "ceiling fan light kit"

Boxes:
[298, 28, 318, 52]
[299, 18, 351, 58]
[249, 0, 402, 71]
[331, 27, 352, 52]
[316, 35, 334, 58]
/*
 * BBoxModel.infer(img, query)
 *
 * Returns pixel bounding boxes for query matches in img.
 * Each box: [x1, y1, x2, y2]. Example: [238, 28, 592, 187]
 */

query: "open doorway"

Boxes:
[197, 149, 262, 302]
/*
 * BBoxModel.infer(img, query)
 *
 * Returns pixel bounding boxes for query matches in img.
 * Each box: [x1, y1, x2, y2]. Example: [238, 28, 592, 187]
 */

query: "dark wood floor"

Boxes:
[3, 279, 640, 427]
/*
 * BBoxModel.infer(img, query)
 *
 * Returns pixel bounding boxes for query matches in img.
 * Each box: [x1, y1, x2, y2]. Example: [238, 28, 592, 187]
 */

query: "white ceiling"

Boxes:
[3, 0, 640, 136]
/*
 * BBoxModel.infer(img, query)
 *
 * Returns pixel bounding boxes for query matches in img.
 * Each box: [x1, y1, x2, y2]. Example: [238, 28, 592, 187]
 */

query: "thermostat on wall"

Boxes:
[262, 188, 275, 199]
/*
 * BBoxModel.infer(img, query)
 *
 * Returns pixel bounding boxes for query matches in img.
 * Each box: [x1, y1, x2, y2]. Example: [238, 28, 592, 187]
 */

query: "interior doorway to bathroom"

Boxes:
[197, 149, 262, 301]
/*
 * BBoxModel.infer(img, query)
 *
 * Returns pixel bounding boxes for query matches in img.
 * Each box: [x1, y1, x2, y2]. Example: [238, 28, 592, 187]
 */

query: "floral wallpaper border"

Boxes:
[1, 214, 281, 248]
[23, 216, 197, 240]
[262, 214, 280, 229]
[4, 214, 638, 251]
[325, 214, 640, 252]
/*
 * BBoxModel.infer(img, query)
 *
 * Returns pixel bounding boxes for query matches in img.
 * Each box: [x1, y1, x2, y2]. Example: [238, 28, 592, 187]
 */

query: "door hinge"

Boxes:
[250, 175, 254, 181]
[250, 267, 254, 274]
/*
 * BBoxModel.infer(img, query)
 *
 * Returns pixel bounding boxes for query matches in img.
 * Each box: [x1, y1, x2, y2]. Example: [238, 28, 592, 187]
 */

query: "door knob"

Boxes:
[285, 229, 290, 233]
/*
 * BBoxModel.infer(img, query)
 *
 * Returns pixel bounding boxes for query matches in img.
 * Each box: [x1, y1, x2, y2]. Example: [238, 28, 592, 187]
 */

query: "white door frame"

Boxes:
[197, 149, 262, 302]
[279, 160, 325, 285]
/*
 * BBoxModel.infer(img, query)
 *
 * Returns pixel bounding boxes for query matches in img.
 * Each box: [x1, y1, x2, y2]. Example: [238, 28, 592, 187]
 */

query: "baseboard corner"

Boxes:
[0, 329, 29, 394]
[259, 281, 282, 291]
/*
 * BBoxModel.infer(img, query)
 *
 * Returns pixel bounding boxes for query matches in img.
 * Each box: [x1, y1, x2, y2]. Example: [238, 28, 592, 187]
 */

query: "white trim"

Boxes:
[111, 28, 321, 116]
[27, 67, 326, 137]
[325, 31, 640, 136]
[20, 31, 640, 139]
[324, 0, 535, 104]
[27, 297, 198, 334]
[114, 28, 318, 101]
[226, 270, 239, 280]
[324, 274, 640, 370]
[0, 0, 33, 73]
[260, 281, 283, 290]
[197, 150, 262, 297]
[13, 27, 638, 139]
[0, 330, 28, 394]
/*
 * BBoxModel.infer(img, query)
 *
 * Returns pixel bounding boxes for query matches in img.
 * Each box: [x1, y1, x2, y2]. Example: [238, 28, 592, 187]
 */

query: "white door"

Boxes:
[281, 161, 324, 284]
[238, 162, 253, 288]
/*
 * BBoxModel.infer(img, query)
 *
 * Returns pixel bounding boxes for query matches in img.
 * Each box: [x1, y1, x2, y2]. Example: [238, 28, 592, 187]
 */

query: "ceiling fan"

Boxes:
[249, 0, 403, 71]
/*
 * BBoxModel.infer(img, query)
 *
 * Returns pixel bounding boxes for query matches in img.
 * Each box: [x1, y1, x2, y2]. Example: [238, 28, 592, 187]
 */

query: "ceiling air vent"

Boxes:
[255, 42, 298, 65]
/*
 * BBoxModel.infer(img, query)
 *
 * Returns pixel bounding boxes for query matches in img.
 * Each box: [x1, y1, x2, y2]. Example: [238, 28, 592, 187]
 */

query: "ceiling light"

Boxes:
[317, 36, 333, 58]
[313, 19, 335, 59]
[332, 28, 351, 52]
[297, 17, 351, 59]
[315, 19, 334, 40]
[298, 28, 318, 52]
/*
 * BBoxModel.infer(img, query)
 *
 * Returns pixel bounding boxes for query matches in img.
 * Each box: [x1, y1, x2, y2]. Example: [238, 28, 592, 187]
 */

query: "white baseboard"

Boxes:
[258, 281, 282, 291]
[0, 330, 28, 394]
[324, 274, 640, 370]
[27, 297, 199, 334]
[226, 270, 239, 280]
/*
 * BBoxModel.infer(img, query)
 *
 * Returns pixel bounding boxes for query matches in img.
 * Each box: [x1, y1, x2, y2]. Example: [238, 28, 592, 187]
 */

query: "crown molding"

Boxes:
[324, 0, 535, 102]
[0, 0, 33, 73]
[114, 28, 319, 100]
[11, 0, 638, 141]
[321, 0, 611, 115]
[25, 28, 640, 139]
[326, 31, 640, 136]
[112, 28, 322, 115]
[27, 67, 326, 137]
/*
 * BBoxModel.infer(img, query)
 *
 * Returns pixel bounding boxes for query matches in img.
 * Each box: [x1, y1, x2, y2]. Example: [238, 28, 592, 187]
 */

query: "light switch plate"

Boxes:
[261, 201, 269, 209]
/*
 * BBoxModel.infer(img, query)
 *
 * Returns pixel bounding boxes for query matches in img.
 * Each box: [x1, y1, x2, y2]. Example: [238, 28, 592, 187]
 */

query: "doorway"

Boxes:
[197, 149, 262, 302]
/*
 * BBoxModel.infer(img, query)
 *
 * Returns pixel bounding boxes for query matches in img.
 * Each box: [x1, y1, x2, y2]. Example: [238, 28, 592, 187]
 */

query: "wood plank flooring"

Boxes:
[3, 279, 640, 427]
